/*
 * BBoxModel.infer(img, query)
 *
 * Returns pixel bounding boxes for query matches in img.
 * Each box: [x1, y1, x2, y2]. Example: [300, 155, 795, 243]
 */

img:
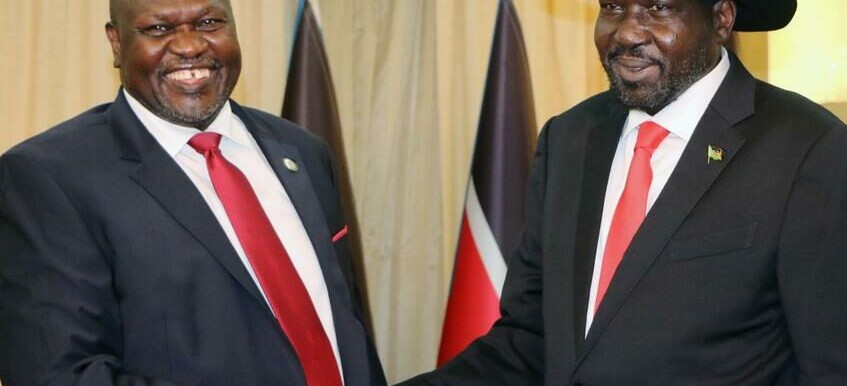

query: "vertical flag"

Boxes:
[437, 0, 537, 365]
[282, 0, 373, 332]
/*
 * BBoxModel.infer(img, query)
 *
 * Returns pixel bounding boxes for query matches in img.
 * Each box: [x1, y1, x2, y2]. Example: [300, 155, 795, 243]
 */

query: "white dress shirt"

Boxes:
[124, 90, 345, 381]
[585, 48, 731, 334]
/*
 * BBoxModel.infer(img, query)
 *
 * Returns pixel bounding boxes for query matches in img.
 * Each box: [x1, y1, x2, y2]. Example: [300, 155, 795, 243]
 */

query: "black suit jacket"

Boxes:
[0, 92, 386, 386]
[404, 56, 847, 385]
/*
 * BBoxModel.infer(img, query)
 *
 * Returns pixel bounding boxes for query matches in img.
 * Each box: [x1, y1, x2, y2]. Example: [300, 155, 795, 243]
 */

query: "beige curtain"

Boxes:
[0, 0, 297, 149]
[313, 0, 609, 380]
[1, 1, 845, 384]
[0, 1, 117, 150]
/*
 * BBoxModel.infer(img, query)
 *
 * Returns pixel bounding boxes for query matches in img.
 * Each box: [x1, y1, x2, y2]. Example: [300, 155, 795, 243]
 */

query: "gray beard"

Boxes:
[151, 93, 229, 130]
[603, 43, 714, 115]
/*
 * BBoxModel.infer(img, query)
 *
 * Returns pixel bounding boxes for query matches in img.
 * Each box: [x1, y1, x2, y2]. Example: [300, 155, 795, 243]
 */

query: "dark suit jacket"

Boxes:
[404, 56, 847, 385]
[0, 91, 386, 386]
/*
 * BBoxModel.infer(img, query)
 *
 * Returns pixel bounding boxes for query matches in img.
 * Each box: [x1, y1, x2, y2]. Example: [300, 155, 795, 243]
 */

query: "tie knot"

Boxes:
[635, 121, 669, 153]
[188, 132, 223, 154]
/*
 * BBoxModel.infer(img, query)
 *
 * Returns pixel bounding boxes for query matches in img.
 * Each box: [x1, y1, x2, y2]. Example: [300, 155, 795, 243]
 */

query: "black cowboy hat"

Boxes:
[732, 0, 797, 31]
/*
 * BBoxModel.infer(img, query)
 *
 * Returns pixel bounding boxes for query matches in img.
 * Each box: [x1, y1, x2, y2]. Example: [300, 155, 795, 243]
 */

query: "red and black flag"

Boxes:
[282, 0, 372, 331]
[438, 0, 537, 365]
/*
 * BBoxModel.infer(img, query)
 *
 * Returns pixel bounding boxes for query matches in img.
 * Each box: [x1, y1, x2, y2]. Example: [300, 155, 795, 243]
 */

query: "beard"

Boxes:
[151, 91, 231, 129]
[602, 43, 714, 115]
[126, 56, 240, 130]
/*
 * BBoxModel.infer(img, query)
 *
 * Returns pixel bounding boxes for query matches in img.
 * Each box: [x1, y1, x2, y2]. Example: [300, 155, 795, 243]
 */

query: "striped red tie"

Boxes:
[189, 132, 342, 386]
[594, 121, 669, 312]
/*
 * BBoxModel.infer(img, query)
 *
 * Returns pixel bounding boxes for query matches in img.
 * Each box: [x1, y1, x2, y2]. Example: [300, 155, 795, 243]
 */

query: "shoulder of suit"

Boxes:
[539, 91, 619, 133]
[753, 80, 846, 131]
[236, 105, 329, 151]
[1, 101, 113, 162]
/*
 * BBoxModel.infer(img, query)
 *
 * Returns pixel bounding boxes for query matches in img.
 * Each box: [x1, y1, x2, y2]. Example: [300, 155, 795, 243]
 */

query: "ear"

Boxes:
[713, 0, 737, 44]
[105, 22, 122, 68]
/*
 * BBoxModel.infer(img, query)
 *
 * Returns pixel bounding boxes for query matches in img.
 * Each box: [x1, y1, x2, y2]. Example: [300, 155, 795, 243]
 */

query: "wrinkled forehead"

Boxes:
[111, 0, 233, 23]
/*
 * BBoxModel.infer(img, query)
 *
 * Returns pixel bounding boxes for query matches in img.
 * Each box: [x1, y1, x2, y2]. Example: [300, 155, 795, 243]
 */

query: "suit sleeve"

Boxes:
[778, 121, 847, 385]
[0, 151, 183, 386]
[398, 119, 553, 386]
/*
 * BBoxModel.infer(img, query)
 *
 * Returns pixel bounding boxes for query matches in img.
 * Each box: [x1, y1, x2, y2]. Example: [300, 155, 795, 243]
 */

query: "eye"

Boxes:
[196, 18, 225, 31]
[139, 24, 173, 37]
[648, 3, 671, 12]
[599, 2, 623, 13]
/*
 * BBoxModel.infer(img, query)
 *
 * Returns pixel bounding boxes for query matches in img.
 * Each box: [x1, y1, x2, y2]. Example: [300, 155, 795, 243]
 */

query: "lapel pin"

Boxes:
[283, 158, 299, 172]
[707, 145, 724, 164]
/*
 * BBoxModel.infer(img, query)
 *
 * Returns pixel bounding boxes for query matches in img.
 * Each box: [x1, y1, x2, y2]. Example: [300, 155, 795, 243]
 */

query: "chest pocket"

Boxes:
[666, 222, 758, 261]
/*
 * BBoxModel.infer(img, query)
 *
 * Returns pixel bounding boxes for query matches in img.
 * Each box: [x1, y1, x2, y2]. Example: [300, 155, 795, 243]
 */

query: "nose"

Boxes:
[168, 29, 209, 59]
[614, 9, 651, 48]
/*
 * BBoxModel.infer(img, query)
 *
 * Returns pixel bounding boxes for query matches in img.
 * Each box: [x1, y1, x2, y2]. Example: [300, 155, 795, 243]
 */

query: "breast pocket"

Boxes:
[666, 222, 758, 261]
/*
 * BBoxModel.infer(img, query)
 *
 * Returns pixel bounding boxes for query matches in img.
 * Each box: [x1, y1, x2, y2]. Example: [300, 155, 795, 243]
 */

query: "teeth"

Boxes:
[166, 68, 211, 81]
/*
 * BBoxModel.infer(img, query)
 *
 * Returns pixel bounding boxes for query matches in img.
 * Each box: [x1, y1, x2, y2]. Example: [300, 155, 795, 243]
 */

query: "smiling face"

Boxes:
[106, 0, 241, 129]
[595, 0, 735, 114]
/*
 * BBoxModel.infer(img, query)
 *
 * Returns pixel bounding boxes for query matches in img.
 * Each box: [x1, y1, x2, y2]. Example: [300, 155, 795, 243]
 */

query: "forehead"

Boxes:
[117, 0, 232, 21]
[597, 0, 715, 23]
[597, 0, 712, 9]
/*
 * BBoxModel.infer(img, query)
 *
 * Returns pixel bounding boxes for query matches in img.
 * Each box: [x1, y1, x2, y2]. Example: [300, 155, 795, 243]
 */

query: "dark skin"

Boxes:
[106, 0, 242, 130]
[595, 0, 736, 114]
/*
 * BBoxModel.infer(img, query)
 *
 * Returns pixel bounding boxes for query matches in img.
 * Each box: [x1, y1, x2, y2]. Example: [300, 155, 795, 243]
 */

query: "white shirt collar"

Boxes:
[623, 47, 731, 141]
[123, 89, 250, 156]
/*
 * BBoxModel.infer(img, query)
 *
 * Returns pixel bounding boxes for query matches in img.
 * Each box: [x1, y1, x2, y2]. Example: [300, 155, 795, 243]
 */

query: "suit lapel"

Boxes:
[232, 103, 355, 313]
[575, 54, 757, 369]
[571, 100, 628, 353]
[110, 92, 371, 383]
[232, 104, 371, 385]
[108, 92, 270, 314]
[541, 94, 626, 382]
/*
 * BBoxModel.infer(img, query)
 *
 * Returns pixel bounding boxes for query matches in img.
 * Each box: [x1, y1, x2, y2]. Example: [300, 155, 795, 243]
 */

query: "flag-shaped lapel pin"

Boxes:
[707, 145, 724, 163]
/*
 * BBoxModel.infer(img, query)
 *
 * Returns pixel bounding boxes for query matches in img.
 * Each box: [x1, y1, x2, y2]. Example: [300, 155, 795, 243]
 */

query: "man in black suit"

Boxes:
[0, 0, 385, 385]
[405, 0, 847, 384]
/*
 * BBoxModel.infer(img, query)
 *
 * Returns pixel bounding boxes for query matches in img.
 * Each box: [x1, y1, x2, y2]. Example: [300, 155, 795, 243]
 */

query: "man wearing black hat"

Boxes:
[403, 0, 847, 384]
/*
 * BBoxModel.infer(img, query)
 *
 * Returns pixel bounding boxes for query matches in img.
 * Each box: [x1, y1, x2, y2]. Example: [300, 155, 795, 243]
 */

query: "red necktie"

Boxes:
[594, 121, 669, 312]
[189, 132, 342, 386]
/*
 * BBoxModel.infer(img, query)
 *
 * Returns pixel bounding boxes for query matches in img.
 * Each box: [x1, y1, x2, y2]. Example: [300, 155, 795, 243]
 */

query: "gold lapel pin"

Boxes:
[707, 145, 724, 164]
[283, 158, 299, 172]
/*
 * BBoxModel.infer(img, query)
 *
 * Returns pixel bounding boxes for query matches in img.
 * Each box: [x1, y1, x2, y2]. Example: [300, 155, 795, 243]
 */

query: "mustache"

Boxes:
[604, 46, 662, 65]
[159, 57, 222, 72]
